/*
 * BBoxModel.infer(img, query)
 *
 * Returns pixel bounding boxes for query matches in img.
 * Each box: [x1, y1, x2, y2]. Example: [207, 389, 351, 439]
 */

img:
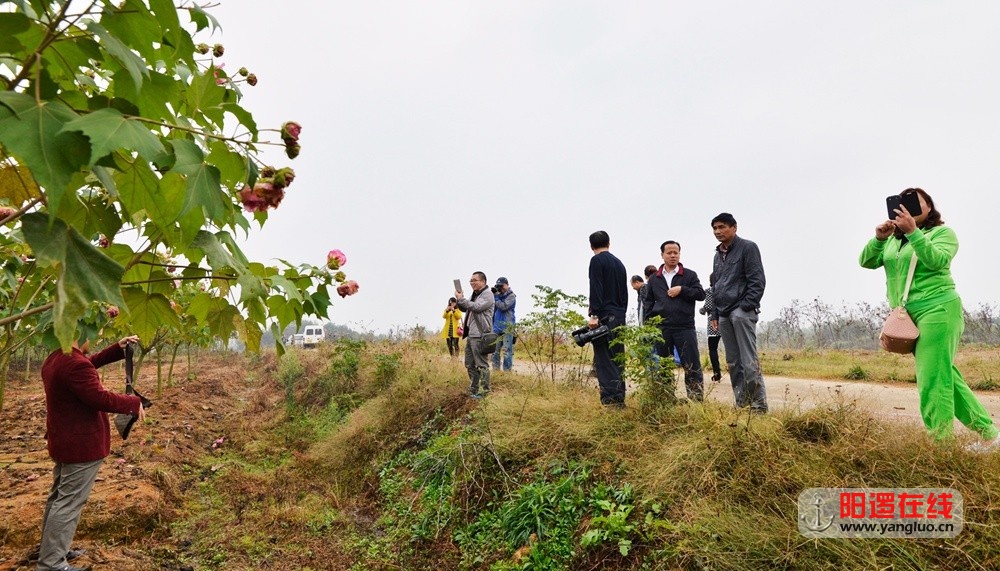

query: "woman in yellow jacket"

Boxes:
[441, 297, 463, 357]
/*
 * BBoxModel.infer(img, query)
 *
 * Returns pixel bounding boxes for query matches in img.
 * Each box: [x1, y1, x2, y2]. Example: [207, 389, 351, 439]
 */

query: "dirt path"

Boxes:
[0, 352, 267, 571]
[508, 361, 1000, 430]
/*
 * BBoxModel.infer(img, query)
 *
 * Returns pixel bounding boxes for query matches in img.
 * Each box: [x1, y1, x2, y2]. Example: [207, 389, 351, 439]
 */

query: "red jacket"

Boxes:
[42, 344, 142, 464]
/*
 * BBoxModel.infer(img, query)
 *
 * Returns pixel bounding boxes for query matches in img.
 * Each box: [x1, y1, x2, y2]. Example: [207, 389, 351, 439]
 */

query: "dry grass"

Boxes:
[163, 342, 1000, 570]
[760, 345, 1000, 389]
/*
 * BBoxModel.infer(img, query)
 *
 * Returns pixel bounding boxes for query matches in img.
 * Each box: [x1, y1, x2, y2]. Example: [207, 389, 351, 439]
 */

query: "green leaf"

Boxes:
[86, 21, 149, 91]
[113, 70, 180, 121]
[221, 103, 258, 140]
[44, 36, 102, 88]
[150, 0, 195, 68]
[115, 157, 186, 226]
[21, 212, 126, 350]
[61, 108, 166, 164]
[101, 0, 160, 63]
[268, 275, 304, 303]
[215, 231, 250, 267]
[185, 4, 220, 34]
[237, 272, 266, 302]
[0, 12, 30, 53]
[190, 230, 245, 274]
[187, 292, 241, 339]
[0, 92, 89, 213]
[170, 139, 228, 221]
[267, 295, 301, 328]
[121, 289, 181, 341]
[186, 68, 226, 124]
[52, 188, 123, 242]
[207, 140, 250, 187]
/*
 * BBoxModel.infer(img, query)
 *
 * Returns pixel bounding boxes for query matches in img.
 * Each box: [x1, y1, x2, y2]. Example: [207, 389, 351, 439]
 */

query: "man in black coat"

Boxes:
[587, 230, 628, 407]
[647, 240, 706, 401]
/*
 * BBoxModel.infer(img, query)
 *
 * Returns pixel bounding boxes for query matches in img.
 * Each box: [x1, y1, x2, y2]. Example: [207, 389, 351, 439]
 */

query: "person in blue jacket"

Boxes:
[491, 277, 516, 371]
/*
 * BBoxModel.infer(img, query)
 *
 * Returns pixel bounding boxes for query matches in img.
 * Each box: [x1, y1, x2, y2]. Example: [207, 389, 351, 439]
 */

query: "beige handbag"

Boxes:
[879, 253, 919, 354]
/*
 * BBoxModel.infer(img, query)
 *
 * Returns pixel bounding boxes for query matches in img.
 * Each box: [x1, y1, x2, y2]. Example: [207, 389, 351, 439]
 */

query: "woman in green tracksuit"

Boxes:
[860, 188, 999, 451]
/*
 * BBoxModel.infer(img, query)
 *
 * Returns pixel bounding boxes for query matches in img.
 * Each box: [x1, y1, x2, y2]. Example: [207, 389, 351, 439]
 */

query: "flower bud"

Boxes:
[333, 271, 347, 283]
[273, 167, 295, 189]
[246, 73, 257, 86]
[238, 67, 249, 77]
[213, 44, 225, 57]
[106, 305, 120, 318]
[285, 143, 301, 159]
[0, 206, 17, 222]
[196, 43, 211, 54]
[260, 166, 276, 178]
[281, 121, 302, 143]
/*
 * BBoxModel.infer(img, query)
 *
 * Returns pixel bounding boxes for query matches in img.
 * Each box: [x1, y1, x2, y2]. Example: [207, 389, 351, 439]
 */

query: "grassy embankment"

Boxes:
[165, 340, 1000, 570]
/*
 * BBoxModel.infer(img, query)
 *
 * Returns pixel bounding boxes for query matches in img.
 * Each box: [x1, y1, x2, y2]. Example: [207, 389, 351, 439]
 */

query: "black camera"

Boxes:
[491, 286, 498, 294]
[571, 324, 610, 346]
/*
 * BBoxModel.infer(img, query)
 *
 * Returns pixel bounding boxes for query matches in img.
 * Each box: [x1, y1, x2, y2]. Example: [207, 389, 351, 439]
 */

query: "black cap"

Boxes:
[496, 277, 509, 285]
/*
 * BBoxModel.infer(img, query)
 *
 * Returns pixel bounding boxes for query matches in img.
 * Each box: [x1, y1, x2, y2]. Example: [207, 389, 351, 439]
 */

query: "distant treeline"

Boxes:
[758, 299, 1000, 349]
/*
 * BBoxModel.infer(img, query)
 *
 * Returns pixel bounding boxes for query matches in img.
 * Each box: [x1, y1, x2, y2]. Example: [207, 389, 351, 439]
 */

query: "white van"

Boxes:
[301, 325, 325, 348]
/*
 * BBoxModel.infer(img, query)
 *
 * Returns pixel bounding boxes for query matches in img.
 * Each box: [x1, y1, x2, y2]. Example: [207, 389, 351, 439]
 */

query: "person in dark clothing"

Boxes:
[587, 230, 629, 406]
[711, 212, 768, 412]
[647, 240, 706, 401]
[699, 273, 723, 382]
[633, 264, 657, 324]
[630, 275, 646, 323]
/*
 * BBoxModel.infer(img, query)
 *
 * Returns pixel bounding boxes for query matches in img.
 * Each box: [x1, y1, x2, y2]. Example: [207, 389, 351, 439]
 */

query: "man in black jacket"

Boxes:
[647, 240, 706, 401]
[587, 230, 628, 407]
[710, 213, 767, 413]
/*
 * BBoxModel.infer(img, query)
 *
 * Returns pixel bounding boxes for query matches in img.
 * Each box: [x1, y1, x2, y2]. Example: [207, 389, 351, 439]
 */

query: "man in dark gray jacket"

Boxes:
[456, 271, 495, 398]
[710, 213, 767, 413]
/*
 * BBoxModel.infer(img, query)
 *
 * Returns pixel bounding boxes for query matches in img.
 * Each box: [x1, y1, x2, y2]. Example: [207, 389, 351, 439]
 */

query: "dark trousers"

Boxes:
[708, 335, 721, 378]
[593, 330, 625, 405]
[655, 328, 704, 401]
[446, 337, 460, 357]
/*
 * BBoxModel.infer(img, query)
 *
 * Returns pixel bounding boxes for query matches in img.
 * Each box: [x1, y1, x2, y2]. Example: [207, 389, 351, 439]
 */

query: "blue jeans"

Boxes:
[491, 332, 514, 371]
[719, 307, 767, 411]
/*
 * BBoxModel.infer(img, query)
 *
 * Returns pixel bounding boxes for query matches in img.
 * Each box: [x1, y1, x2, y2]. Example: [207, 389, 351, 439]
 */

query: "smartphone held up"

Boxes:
[886, 194, 922, 220]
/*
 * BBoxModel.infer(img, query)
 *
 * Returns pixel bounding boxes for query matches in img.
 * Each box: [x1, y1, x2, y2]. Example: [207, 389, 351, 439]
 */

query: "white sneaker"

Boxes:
[965, 435, 1000, 453]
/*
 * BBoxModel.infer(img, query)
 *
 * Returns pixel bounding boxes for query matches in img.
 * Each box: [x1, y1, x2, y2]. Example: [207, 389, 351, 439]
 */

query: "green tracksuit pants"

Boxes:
[911, 298, 998, 440]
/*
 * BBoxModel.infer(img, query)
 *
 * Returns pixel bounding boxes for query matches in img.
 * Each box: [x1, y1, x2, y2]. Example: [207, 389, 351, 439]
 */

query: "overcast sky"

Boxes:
[210, 1, 1000, 335]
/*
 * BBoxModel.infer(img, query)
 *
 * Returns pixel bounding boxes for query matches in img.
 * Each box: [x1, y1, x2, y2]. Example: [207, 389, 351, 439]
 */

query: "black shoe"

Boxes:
[23, 547, 85, 562]
[711, 373, 721, 382]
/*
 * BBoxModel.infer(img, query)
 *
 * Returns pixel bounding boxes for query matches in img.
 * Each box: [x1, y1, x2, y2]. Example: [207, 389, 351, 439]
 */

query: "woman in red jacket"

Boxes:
[37, 334, 145, 571]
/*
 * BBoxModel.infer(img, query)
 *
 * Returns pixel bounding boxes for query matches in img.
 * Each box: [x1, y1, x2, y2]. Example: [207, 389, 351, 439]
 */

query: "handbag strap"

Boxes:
[901, 253, 918, 304]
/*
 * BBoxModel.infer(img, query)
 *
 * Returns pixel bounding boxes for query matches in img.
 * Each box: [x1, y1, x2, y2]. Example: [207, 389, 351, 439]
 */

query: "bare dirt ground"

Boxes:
[0, 351, 261, 571]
